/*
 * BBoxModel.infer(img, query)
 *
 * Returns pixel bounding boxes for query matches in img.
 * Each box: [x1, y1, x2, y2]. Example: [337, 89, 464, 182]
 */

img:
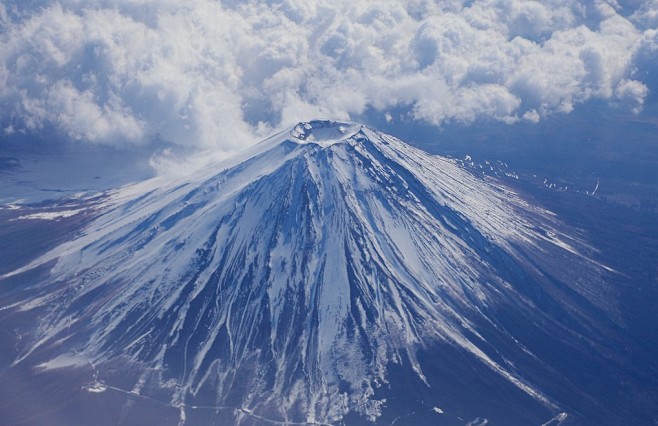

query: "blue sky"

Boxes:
[1, 0, 657, 157]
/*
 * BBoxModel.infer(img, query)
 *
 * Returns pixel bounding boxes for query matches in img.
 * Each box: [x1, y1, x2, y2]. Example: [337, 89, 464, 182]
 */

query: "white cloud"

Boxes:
[0, 0, 655, 153]
[631, 1, 658, 28]
[615, 79, 649, 113]
[45, 81, 144, 143]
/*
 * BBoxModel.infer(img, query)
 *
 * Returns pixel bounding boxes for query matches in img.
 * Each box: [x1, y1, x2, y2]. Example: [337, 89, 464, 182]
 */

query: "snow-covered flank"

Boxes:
[2, 120, 612, 423]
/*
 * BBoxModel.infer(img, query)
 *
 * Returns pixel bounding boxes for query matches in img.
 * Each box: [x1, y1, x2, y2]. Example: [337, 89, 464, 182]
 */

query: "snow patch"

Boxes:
[84, 383, 107, 393]
[13, 210, 83, 221]
[37, 353, 91, 370]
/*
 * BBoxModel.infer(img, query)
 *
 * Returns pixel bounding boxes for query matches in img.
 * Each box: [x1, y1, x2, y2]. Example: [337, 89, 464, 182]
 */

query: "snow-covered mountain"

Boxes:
[1, 120, 626, 425]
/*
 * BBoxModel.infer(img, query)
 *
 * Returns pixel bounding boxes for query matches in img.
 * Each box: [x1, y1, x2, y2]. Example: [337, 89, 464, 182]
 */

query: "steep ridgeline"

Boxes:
[3, 121, 621, 425]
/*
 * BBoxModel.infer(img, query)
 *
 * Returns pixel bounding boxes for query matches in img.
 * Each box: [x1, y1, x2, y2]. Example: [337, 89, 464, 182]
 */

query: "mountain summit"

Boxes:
[2, 120, 624, 424]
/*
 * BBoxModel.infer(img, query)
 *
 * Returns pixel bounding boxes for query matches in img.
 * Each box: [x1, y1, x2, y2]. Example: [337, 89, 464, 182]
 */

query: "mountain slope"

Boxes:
[1, 120, 626, 424]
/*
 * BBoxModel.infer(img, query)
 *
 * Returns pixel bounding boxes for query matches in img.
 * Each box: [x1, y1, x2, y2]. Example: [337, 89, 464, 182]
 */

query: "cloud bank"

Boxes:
[0, 0, 656, 153]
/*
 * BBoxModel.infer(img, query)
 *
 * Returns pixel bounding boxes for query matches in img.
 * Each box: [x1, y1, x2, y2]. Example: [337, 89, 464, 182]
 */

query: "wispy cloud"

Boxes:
[0, 0, 655, 153]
